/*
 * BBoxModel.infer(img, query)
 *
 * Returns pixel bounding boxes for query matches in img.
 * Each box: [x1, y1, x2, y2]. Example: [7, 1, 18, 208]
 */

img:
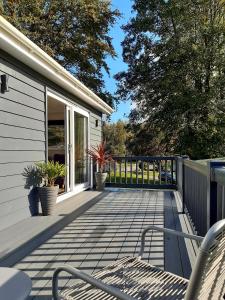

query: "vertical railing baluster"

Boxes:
[175, 158, 178, 186]
[147, 161, 150, 184]
[159, 160, 162, 184]
[130, 159, 133, 184]
[142, 160, 144, 184]
[109, 160, 111, 183]
[125, 158, 127, 184]
[120, 159, 122, 184]
[165, 159, 167, 184]
[153, 161, 155, 184]
[136, 159, 138, 184]
[171, 159, 174, 184]
[114, 160, 116, 183]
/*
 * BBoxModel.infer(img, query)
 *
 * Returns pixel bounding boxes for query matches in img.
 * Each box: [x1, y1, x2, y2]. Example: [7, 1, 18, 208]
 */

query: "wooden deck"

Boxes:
[14, 189, 195, 299]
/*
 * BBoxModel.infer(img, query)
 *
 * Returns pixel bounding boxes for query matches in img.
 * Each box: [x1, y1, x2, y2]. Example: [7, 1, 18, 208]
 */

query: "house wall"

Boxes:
[0, 50, 102, 231]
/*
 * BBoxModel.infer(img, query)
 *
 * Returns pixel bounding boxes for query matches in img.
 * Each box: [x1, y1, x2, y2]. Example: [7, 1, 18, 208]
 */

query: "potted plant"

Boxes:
[87, 141, 112, 191]
[36, 161, 66, 216]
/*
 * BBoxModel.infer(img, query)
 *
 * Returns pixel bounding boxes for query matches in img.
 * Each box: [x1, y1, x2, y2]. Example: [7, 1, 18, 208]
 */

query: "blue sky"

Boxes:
[103, 0, 133, 123]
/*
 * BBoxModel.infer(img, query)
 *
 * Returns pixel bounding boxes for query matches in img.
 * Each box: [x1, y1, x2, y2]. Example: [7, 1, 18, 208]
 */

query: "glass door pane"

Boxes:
[48, 97, 68, 194]
[74, 111, 88, 185]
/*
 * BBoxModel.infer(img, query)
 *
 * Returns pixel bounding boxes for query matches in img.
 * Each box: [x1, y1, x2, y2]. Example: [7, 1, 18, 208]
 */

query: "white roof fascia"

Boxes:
[0, 16, 113, 115]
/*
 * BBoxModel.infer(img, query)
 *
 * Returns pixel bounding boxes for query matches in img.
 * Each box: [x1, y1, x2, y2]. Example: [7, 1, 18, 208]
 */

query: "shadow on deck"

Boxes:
[14, 189, 195, 299]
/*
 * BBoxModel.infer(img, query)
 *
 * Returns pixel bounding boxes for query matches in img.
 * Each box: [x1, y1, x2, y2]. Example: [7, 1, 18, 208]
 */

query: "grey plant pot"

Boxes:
[39, 186, 59, 216]
[95, 172, 107, 191]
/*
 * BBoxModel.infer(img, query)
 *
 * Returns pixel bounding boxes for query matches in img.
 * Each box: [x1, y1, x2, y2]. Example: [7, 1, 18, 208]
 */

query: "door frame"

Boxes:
[47, 91, 91, 203]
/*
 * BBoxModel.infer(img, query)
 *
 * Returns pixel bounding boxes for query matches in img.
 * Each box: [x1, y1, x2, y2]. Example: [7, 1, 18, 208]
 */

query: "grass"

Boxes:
[107, 170, 160, 184]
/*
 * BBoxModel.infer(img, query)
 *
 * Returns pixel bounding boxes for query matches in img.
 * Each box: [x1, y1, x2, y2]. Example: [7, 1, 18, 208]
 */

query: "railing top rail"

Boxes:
[111, 156, 177, 161]
[184, 159, 208, 176]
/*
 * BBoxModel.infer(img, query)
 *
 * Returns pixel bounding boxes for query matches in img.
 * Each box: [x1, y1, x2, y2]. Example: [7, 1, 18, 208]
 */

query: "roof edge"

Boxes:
[0, 16, 113, 115]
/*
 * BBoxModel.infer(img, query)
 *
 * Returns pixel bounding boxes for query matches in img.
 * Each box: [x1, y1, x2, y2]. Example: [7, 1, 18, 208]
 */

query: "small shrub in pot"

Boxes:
[87, 142, 112, 191]
[36, 161, 66, 216]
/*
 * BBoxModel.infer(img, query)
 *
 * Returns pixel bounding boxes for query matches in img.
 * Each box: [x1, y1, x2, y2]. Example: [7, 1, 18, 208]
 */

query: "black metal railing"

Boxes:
[177, 158, 225, 236]
[105, 156, 177, 189]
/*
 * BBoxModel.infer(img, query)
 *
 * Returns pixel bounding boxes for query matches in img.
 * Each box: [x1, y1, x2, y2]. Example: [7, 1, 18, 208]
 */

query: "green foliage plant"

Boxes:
[36, 161, 66, 187]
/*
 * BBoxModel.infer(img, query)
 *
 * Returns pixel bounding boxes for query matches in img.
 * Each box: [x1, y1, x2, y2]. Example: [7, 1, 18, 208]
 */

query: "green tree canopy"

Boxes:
[1, 0, 120, 107]
[103, 120, 131, 155]
[116, 0, 225, 159]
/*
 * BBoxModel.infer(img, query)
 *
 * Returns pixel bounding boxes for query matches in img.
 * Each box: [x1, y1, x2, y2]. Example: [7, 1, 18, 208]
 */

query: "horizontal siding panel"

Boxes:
[0, 205, 30, 231]
[0, 124, 45, 141]
[90, 114, 101, 121]
[0, 137, 45, 151]
[0, 151, 45, 163]
[90, 131, 102, 139]
[1, 89, 45, 111]
[0, 175, 25, 191]
[0, 111, 45, 131]
[1, 98, 45, 121]
[91, 128, 102, 136]
[0, 186, 28, 204]
[0, 58, 45, 92]
[90, 117, 102, 123]
[0, 53, 46, 230]
[90, 137, 101, 144]
[8, 76, 45, 101]
[0, 196, 28, 217]
[0, 162, 38, 177]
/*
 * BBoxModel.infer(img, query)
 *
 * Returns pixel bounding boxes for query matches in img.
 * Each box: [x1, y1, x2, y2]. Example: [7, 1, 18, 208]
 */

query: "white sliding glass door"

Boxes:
[47, 92, 90, 201]
[73, 108, 89, 189]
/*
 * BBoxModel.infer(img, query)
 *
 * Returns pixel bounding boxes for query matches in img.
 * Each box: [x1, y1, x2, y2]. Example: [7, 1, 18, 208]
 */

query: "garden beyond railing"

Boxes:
[105, 156, 177, 189]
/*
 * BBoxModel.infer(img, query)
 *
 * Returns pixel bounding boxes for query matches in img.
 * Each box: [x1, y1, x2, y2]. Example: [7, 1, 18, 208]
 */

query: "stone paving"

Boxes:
[15, 190, 168, 299]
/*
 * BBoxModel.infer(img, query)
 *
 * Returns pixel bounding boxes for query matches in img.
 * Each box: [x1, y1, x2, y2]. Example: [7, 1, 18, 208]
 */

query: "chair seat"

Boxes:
[61, 256, 189, 300]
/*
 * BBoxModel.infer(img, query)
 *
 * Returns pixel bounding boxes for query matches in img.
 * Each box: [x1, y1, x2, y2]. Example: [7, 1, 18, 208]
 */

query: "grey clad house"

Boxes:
[0, 16, 113, 231]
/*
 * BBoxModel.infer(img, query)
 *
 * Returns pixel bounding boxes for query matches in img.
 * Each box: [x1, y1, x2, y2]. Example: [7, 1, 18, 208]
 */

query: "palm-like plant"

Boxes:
[36, 161, 66, 187]
[87, 141, 112, 173]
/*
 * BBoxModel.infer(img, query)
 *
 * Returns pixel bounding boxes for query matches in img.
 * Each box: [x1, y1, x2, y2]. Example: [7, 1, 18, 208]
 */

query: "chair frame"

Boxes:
[52, 222, 224, 300]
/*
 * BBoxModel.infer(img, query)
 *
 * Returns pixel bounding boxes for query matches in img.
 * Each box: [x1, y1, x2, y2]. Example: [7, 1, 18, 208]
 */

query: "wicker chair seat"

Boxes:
[61, 256, 188, 300]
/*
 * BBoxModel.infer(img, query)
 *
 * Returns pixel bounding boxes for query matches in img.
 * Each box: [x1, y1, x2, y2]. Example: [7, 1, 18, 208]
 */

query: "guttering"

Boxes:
[0, 16, 113, 115]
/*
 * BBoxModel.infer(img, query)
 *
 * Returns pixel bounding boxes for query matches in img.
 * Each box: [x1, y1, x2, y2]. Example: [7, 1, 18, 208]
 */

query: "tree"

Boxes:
[125, 122, 167, 156]
[0, 0, 120, 107]
[116, 0, 225, 159]
[103, 120, 131, 155]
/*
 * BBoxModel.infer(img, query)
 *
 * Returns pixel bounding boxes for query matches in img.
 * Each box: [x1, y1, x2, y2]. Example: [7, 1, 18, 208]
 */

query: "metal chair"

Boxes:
[52, 219, 225, 300]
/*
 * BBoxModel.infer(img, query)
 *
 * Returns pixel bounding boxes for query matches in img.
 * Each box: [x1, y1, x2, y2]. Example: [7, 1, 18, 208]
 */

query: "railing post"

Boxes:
[176, 155, 189, 214]
[207, 161, 225, 229]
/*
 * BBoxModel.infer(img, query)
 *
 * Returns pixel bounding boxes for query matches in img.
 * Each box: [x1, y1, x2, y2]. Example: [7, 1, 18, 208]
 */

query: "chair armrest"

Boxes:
[52, 265, 135, 300]
[138, 225, 204, 258]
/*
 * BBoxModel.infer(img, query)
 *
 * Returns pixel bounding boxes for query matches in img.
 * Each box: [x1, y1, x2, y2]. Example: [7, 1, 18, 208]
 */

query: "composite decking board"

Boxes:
[165, 191, 192, 278]
[174, 191, 199, 268]
[0, 191, 102, 267]
[11, 189, 193, 299]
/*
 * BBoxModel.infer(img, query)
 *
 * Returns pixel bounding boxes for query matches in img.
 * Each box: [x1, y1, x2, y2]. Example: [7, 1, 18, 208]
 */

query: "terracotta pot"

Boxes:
[39, 186, 59, 216]
[95, 172, 107, 191]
